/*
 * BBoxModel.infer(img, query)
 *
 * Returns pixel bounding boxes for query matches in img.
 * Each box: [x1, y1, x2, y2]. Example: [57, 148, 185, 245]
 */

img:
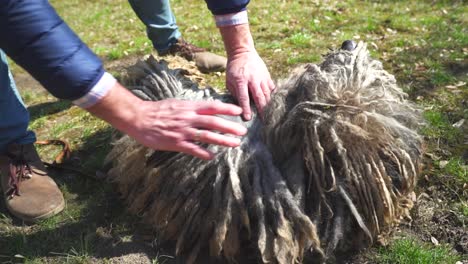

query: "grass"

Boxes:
[442, 158, 467, 183]
[422, 109, 463, 146]
[1, 0, 467, 263]
[376, 238, 461, 264]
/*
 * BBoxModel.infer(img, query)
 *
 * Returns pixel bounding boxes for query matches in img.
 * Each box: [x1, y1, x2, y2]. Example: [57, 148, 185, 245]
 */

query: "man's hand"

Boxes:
[129, 98, 247, 160]
[220, 23, 275, 120]
[87, 82, 247, 160]
[226, 50, 275, 120]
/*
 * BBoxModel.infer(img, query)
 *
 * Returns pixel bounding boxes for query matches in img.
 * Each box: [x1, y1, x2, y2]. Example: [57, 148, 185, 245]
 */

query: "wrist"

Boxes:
[72, 72, 116, 109]
[219, 23, 256, 58]
[216, 10, 256, 58]
[214, 10, 248, 27]
[86, 82, 142, 136]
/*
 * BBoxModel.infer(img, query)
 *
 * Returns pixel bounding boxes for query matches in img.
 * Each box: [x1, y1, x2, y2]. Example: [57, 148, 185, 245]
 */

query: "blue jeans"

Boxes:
[128, 0, 182, 53]
[0, 49, 36, 154]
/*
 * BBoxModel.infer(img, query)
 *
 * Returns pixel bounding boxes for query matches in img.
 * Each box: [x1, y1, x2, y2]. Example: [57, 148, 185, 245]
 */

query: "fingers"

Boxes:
[259, 79, 276, 115]
[248, 79, 275, 116]
[227, 85, 237, 102]
[260, 81, 271, 102]
[250, 82, 267, 115]
[268, 78, 276, 92]
[194, 115, 247, 136]
[177, 128, 243, 160]
[175, 141, 214, 160]
[192, 100, 247, 135]
[234, 83, 251, 120]
[189, 129, 241, 147]
[195, 100, 242, 116]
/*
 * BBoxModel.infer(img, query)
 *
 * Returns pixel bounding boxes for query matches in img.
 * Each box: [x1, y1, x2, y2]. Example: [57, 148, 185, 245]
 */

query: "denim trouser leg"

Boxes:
[128, 0, 182, 53]
[0, 49, 36, 154]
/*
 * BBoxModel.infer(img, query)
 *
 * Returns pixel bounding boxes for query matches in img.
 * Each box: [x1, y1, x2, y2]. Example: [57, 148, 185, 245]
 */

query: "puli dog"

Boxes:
[105, 41, 423, 263]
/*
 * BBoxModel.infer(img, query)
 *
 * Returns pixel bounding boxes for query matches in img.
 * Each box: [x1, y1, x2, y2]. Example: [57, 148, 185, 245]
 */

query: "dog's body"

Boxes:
[106, 42, 423, 263]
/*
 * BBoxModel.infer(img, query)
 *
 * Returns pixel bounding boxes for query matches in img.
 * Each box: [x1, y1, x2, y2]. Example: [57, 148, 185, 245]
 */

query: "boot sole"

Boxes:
[7, 198, 65, 223]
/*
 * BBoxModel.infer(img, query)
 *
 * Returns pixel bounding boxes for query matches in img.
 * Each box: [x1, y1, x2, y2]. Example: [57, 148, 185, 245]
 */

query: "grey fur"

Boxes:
[106, 42, 423, 263]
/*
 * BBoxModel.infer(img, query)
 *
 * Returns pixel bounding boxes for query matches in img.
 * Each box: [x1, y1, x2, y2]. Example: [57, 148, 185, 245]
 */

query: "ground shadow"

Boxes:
[27, 100, 72, 123]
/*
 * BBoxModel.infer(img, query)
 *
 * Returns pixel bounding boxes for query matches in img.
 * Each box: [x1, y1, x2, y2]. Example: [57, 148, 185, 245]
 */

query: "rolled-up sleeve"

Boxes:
[0, 0, 105, 100]
[204, 0, 250, 15]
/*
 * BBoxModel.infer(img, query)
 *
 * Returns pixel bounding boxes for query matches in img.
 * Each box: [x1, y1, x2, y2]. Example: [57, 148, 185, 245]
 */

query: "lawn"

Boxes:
[0, 0, 466, 263]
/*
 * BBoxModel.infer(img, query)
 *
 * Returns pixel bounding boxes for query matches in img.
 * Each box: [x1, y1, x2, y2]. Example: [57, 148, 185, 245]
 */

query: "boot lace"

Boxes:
[6, 158, 33, 199]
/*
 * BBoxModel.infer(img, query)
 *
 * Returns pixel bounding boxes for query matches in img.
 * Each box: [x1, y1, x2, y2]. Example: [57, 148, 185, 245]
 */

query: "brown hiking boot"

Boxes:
[160, 38, 227, 73]
[0, 143, 64, 222]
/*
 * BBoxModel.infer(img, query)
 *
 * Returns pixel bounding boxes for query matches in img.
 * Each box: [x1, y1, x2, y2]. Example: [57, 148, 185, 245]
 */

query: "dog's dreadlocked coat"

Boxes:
[105, 42, 423, 263]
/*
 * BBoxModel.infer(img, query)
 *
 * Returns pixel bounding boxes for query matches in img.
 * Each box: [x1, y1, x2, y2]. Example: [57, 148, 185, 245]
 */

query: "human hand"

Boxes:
[129, 99, 247, 159]
[87, 83, 247, 160]
[219, 23, 275, 120]
[226, 51, 275, 120]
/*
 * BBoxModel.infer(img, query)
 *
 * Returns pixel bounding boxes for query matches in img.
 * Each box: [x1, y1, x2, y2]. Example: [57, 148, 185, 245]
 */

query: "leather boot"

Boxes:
[159, 38, 227, 73]
[193, 52, 227, 73]
[0, 143, 64, 222]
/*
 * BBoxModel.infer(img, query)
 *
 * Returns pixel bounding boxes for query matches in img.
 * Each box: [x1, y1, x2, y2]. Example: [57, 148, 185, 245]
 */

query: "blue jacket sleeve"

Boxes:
[204, 0, 250, 15]
[0, 0, 104, 100]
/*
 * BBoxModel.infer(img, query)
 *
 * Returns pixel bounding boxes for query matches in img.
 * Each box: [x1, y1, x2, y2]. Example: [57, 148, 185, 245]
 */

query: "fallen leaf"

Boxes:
[439, 160, 449, 168]
[453, 119, 465, 128]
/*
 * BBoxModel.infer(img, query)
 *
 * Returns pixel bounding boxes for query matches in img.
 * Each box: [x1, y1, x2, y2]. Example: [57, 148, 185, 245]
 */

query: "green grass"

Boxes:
[288, 32, 313, 48]
[1, 0, 467, 263]
[376, 238, 461, 264]
[49, 0, 153, 61]
[442, 158, 468, 184]
[461, 203, 468, 218]
[422, 109, 462, 145]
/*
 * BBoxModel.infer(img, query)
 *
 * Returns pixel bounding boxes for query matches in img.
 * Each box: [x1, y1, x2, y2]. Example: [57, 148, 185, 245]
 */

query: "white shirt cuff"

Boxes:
[215, 10, 248, 27]
[72, 72, 116, 109]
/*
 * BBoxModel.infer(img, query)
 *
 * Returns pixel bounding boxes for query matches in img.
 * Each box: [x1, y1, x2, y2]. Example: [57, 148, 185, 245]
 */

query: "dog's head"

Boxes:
[262, 41, 422, 171]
